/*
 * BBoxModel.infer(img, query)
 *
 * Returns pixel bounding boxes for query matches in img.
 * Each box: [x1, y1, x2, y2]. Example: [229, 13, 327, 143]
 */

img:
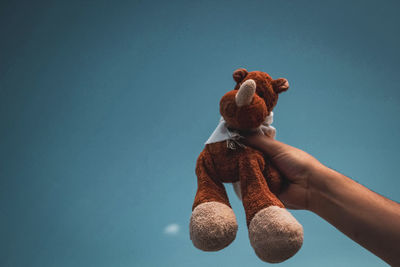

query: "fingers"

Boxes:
[278, 190, 300, 210]
[242, 134, 288, 159]
[278, 184, 308, 210]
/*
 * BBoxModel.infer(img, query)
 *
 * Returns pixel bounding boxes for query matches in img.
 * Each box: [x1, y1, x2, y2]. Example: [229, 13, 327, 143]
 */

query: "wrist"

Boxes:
[307, 163, 351, 214]
[306, 163, 334, 213]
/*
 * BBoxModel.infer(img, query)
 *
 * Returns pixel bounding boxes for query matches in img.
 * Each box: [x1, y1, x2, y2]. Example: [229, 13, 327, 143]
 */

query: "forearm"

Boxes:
[308, 164, 400, 266]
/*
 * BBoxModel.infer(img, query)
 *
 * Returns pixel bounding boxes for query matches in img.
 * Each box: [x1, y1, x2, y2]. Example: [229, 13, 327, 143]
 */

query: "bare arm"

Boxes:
[243, 134, 400, 266]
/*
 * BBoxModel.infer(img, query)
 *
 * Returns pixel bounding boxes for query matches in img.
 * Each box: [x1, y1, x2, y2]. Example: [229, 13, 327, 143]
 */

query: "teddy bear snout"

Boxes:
[219, 77, 268, 130]
[235, 79, 256, 107]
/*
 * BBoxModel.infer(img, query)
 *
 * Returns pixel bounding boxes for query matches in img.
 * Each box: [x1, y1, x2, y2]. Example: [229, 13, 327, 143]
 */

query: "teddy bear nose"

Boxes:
[235, 79, 256, 107]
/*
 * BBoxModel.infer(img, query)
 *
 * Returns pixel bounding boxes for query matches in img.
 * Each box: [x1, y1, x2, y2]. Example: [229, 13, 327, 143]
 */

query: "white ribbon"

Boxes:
[205, 112, 276, 145]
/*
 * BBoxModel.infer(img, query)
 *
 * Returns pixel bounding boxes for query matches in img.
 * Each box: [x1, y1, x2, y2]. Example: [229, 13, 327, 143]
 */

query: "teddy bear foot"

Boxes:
[190, 201, 238, 251]
[248, 206, 303, 263]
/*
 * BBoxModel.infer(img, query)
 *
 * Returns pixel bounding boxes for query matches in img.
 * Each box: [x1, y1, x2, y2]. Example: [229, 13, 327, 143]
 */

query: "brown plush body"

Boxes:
[193, 141, 284, 225]
[190, 69, 303, 263]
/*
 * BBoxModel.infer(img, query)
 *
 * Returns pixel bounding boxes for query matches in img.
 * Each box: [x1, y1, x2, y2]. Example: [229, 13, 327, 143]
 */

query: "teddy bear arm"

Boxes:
[190, 149, 238, 252]
[239, 151, 303, 263]
[264, 162, 284, 195]
[238, 151, 284, 226]
[192, 149, 230, 210]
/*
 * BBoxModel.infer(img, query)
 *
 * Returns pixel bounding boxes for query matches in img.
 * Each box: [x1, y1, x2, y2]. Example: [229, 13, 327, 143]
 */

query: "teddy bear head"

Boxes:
[219, 68, 289, 130]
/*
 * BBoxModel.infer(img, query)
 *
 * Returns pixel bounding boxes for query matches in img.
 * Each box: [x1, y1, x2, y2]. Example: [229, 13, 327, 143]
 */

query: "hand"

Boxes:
[241, 133, 322, 210]
[243, 133, 400, 266]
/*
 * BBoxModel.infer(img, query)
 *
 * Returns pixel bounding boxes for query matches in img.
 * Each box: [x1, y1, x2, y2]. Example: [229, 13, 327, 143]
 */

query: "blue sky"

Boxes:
[1, 0, 399, 266]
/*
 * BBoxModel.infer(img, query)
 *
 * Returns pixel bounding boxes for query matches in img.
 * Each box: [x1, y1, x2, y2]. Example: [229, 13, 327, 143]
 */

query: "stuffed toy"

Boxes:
[189, 68, 303, 263]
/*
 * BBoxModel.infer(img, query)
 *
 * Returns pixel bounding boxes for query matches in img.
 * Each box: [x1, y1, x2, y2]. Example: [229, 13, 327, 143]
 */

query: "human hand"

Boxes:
[243, 131, 400, 266]
[241, 133, 322, 210]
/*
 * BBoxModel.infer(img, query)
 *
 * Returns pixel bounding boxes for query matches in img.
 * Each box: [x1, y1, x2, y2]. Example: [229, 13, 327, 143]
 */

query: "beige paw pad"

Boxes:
[249, 206, 303, 263]
[190, 201, 238, 251]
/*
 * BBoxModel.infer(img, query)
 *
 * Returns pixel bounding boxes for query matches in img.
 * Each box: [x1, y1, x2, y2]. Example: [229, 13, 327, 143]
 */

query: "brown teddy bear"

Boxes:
[189, 68, 303, 263]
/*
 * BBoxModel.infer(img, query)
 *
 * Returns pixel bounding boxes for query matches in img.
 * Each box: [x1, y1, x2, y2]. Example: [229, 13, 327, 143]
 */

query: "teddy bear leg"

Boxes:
[190, 150, 238, 251]
[263, 162, 284, 195]
[239, 153, 303, 263]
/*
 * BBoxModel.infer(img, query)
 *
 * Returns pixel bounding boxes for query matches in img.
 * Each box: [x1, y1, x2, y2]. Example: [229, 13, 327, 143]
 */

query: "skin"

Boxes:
[242, 133, 400, 266]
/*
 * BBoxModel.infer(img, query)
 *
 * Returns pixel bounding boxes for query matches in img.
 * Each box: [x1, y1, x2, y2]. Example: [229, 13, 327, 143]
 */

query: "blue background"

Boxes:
[1, 0, 399, 266]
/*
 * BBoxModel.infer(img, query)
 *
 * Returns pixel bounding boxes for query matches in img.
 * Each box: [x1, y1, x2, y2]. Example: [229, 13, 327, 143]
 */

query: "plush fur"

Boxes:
[249, 206, 303, 263]
[190, 68, 303, 263]
[190, 202, 238, 251]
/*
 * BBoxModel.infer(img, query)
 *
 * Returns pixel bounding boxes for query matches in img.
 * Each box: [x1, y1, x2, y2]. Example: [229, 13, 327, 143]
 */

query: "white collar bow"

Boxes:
[205, 112, 276, 145]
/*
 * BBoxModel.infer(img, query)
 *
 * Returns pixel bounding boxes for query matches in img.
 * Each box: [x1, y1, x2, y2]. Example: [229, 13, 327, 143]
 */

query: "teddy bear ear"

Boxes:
[272, 78, 289, 94]
[233, 68, 248, 83]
